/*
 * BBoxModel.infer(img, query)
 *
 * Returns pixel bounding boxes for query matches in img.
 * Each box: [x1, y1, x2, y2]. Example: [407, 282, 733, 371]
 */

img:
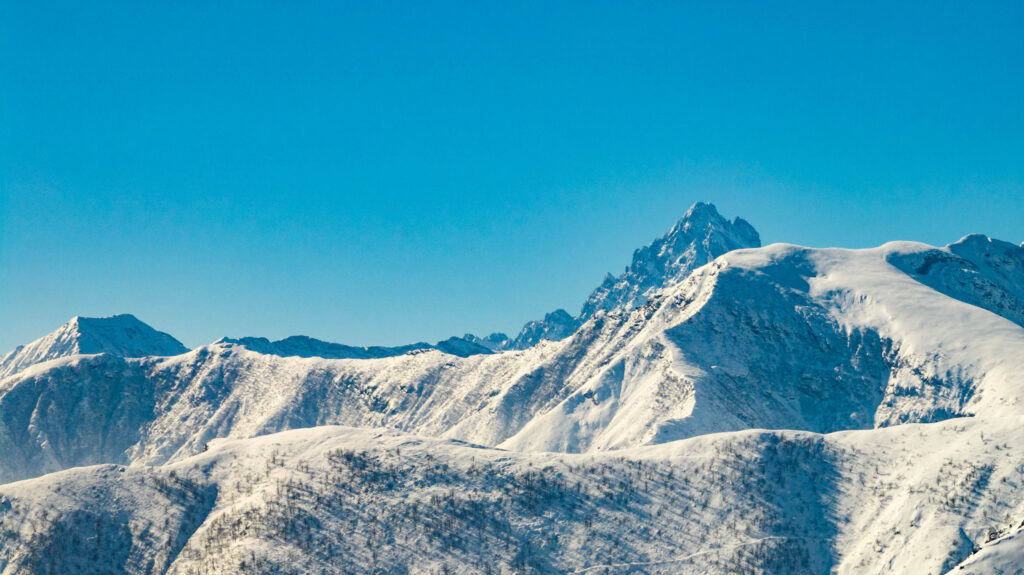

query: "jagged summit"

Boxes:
[0, 314, 188, 379]
[501, 201, 761, 349]
[581, 201, 760, 318]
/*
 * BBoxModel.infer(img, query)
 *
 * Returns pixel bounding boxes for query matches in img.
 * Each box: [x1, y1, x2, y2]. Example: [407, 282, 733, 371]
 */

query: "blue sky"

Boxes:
[2, 1, 1022, 351]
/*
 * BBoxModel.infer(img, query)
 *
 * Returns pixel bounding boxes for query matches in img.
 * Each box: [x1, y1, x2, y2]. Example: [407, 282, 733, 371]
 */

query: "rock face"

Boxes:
[0, 314, 187, 379]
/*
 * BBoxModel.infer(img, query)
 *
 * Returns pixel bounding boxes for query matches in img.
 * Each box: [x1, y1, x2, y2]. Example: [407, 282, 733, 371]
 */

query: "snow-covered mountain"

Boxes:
[0, 314, 187, 379]
[2, 202, 1023, 574]
[3, 237, 1008, 475]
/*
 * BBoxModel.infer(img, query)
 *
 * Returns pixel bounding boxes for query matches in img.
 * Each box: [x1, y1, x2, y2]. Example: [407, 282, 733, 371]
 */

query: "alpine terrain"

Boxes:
[2, 202, 1023, 574]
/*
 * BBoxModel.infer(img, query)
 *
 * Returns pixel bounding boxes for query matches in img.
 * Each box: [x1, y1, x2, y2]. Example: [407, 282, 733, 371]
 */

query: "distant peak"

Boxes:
[952, 233, 992, 246]
[66, 314, 187, 356]
[544, 309, 574, 322]
[659, 202, 760, 249]
[682, 201, 721, 219]
[506, 202, 761, 351]
[70, 313, 145, 329]
[1, 313, 188, 379]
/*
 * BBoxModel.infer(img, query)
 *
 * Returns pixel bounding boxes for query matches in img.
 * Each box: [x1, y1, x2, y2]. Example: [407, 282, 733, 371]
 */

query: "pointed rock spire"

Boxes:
[580, 202, 760, 318]
[502, 202, 760, 350]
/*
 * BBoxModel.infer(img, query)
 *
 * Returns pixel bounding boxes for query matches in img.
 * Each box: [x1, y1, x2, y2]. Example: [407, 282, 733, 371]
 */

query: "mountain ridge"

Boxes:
[215, 334, 494, 360]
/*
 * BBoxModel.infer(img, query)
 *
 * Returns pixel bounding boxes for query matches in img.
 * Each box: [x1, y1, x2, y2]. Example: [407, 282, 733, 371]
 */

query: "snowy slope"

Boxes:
[0, 314, 187, 379]
[498, 240, 1024, 452]
[0, 426, 842, 574]
[887, 234, 1024, 328]
[2, 418, 1023, 574]
[0, 354, 158, 483]
[948, 526, 1024, 574]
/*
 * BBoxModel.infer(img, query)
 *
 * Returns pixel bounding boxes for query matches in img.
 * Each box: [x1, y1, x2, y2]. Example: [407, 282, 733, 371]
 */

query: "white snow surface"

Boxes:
[2, 419, 1024, 574]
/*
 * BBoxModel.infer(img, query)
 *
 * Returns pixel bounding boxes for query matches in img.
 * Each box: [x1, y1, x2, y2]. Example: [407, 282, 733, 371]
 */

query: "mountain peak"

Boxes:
[64, 314, 186, 355]
[494, 202, 761, 350]
[949, 233, 1023, 254]
[580, 201, 760, 318]
[0, 314, 188, 379]
[509, 308, 580, 350]
[665, 202, 760, 253]
[680, 200, 720, 221]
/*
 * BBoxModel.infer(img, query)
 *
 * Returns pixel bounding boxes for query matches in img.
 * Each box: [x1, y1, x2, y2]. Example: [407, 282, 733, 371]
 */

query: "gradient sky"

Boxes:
[2, 1, 1022, 351]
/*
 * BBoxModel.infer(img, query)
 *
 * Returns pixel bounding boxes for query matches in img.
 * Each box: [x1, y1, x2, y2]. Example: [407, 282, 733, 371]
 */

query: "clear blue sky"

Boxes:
[2, 1, 1022, 351]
